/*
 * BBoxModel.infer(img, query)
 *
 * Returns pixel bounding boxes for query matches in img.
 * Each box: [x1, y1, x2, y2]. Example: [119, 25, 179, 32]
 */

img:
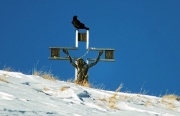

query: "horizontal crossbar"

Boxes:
[49, 57, 115, 62]
[87, 58, 115, 62]
[49, 57, 78, 60]
[87, 47, 115, 51]
[49, 47, 78, 50]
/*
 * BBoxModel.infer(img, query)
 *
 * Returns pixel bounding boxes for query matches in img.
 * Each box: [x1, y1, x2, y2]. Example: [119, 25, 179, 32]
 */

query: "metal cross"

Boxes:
[49, 30, 115, 80]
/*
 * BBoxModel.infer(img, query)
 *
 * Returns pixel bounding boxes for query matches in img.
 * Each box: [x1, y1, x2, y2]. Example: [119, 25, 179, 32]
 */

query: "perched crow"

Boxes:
[72, 16, 89, 30]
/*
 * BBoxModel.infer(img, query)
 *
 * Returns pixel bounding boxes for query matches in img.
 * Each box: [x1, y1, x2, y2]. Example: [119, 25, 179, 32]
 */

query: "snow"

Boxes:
[0, 70, 180, 116]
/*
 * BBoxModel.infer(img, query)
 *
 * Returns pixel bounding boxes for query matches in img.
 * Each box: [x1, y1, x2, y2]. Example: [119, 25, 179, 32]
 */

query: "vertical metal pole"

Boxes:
[75, 30, 79, 80]
[86, 30, 89, 79]
[75, 30, 78, 48]
[86, 30, 89, 49]
[86, 60, 89, 64]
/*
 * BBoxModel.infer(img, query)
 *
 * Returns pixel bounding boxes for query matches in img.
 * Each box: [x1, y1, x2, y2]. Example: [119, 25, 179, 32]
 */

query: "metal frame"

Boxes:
[49, 29, 115, 80]
[49, 47, 77, 60]
[87, 48, 115, 62]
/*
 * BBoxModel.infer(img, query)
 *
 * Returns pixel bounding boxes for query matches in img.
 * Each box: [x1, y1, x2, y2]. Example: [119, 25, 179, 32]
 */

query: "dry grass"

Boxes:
[97, 84, 124, 109]
[32, 69, 57, 81]
[108, 83, 123, 109]
[75, 79, 91, 87]
[91, 83, 105, 90]
[96, 84, 124, 109]
[109, 95, 118, 109]
[3, 66, 14, 72]
[82, 81, 91, 87]
[161, 94, 179, 110]
[98, 97, 108, 102]
[0, 78, 9, 83]
[0, 72, 8, 83]
[67, 78, 74, 83]
[144, 100, 152, 107]
[43, 87, 50, 91]
[60, 86, 70, 91]
[162, 94, 179, 101]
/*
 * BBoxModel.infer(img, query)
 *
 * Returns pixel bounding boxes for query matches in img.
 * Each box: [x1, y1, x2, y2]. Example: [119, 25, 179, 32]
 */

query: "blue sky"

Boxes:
[0, 0, 180, 96]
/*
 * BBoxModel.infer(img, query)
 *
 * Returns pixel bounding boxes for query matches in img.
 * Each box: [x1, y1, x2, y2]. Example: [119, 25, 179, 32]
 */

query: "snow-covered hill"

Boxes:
[0, 70, 180, 116]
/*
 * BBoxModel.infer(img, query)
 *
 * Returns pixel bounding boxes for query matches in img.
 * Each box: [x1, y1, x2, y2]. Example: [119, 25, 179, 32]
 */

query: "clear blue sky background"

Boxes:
[0, 0, 180, 96]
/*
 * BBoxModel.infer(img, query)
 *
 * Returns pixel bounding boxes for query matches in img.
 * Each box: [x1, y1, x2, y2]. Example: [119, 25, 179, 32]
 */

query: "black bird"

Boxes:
[72, 16, 89, 30]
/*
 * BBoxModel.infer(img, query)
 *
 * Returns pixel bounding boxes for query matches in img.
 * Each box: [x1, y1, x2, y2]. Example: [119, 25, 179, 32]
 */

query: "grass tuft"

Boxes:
[0, 78, 9, 83]
[161, 94, 179, 110]
[67, 78, 74, 83]
[60, 86, 70, 91]
[108, 83, 123, 109]
[3, 65, 14, 72]
[162, 94, 179, 101]
[32, 69, 57, 81]
[74, 79, 91, 87]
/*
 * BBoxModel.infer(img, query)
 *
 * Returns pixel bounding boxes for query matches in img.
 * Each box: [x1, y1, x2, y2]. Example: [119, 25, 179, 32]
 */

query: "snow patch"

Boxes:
[0, 92, 14, 100]
[0, 70, 180, 116]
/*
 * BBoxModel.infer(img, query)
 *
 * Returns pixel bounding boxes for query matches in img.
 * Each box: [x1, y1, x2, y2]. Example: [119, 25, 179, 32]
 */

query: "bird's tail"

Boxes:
[85, 27, 89, 30]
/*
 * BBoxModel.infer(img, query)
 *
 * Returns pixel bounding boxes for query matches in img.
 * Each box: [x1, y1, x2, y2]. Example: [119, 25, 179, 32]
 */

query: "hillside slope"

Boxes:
[0, 70, 180, 116]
